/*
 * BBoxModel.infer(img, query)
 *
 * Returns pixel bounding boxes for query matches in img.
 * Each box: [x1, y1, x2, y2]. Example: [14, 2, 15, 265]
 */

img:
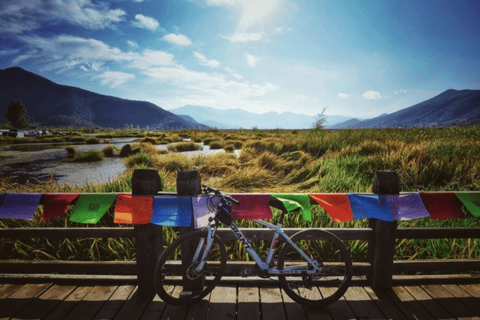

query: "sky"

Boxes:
[0, 0, 479, 119]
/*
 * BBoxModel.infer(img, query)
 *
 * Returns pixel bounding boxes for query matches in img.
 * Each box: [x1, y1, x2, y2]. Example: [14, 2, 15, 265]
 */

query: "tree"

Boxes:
[5, 100, 30, 129]
[312, 106, 328, 130]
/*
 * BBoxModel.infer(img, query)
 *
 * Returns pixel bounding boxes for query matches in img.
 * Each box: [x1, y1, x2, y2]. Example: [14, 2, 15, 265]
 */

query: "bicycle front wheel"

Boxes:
[277, 229, 352, 308]
[154, 230, 226, 305]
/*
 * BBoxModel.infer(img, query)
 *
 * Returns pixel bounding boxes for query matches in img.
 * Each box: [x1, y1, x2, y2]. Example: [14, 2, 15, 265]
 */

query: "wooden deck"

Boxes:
[1, 279, 480, 320]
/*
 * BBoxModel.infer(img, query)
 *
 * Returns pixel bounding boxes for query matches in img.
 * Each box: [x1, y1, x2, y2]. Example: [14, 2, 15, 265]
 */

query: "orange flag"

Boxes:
[310, 194, 353, 222]
[114, 194, 153, 224]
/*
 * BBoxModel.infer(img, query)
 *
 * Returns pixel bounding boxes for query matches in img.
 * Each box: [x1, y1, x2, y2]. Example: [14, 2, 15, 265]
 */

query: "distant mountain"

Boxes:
[330, 118, 364, 129]
[169, 105, 354, 129]
[349, 89, 480, 128]
[0, 67, 208, 129]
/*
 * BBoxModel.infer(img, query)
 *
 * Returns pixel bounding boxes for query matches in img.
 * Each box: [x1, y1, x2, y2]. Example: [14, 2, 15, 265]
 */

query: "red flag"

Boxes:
[114, 194, 153, 224]
[310, 194, 353, 222]
[231, 194, 273, 220]
[419, 193, 465, 219]
[42, 194, 79, 221]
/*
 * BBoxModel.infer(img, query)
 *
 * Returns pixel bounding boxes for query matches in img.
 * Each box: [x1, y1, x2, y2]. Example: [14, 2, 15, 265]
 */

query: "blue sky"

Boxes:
[0, 0, 479, 119]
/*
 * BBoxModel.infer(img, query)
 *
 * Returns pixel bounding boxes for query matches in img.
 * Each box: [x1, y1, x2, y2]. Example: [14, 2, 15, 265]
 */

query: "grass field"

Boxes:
[1, 126, 479, 266]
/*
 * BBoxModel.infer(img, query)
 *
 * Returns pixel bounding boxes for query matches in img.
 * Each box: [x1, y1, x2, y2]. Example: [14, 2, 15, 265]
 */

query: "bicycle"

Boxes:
[154, 185, 353, 308]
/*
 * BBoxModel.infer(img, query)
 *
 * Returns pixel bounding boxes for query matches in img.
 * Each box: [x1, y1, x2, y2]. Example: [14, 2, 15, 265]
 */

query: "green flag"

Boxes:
[456, 193, 480, 217]
[272, 194, 312, 222]
[70, 194, 117, 224]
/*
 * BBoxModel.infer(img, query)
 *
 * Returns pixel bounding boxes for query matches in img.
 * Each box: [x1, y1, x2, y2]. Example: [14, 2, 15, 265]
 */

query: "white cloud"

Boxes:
[0, 49, 19, 56]
[132, 14, 159, 31]
[193, 52, 220, 68]
[126, 40, 139, 49]
[162, 33, 192, 46]
[225, 67, 242, 79]
[221, 32, 266, 43]
[0, 0, 125, 34]
[133, 0, 145, 2]
[338, 93, 349, 99]
[205, 0, 238, 5]
[98, 71, 135, 88]
[130, 50, 175, 69]
[245, 53, 258, 67]
[362, 90, 382, 100]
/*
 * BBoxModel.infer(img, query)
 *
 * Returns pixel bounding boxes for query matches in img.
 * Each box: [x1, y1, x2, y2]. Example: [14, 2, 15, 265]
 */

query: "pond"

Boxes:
[0, 138, 241, 186]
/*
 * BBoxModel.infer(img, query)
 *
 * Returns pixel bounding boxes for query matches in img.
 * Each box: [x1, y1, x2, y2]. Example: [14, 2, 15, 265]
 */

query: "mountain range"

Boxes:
[1, 67, 479, 130]
[331, 90, 480, 128]
[170, 105, 355, 129]
[0, 67, 208, 130]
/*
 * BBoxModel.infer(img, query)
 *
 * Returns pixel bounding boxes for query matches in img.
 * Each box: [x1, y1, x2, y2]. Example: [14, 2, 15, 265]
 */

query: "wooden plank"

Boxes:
[442, 284, 480, 316]
[363, 287, 409, 320]
[160, 286, 190, 320]
[343, 286, 386, 319]
[114, 287, 155, 320]
[0, 227, 135, 239]
[318, 286, 356, 320]
[403, 285, 453, 320]
[238, 286, 260, 320]
[207, 285, 236, 320]
[94, 285, 136, 320]
[384, 286, 434, 320]
[282, 287, 328, 320]
[458, 284, 480, 300]
[0, 260, 137, 275]
[63, 285, 117, 320]
[140, 286, 174, 320]
[10, 284, 76, 320]
[0, 283, 51, 320]
[42, 286, 94, 320]
[421, 284, 479, 319]
[259, 286, 287, 320]
[394, 260, 480, 273]
[184, 291, 212, 320]
[397, 227, 480, 239]
[216, 228, 372, 241]
[0, 283, 23, 299]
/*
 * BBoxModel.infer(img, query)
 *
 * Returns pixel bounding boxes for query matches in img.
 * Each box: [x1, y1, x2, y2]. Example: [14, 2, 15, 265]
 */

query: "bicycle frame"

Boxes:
[195, 218, 321, 276]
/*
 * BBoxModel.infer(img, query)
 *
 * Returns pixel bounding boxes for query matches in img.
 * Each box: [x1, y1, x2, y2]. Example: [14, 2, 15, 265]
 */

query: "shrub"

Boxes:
[139, 137, 157, 144]
[203, 137, 218, 145]
[86, 137, 100, 144]
[209, 141, 223, 150]
[73, 150, 104, 162]
[124, 152, 152, 168]
[120, 144, 133, 157]
[65, 146, 77, 155]
[102, 145, 118, 157]
[168, 142, 202, 152]
[224, 144, 235, 152]
[67, 136, 86, 143]
[104, 139, 110, 144]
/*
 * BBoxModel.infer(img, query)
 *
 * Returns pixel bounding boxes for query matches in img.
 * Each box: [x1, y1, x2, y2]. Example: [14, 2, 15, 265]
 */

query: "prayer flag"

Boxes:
[192, 196, 220, 229]
[419, 193, 465, 219]
[309, 194, 353, 222]
[69, 194, 117, 224]
[151, 197, 192, 227]
[231, 194, 273, 220]
[41, 194, 79, 221]
[272, 194, 312, 221]
[455, 193, 480, 217]
[0, 194, 42, 220]
[347, 194, 393, 221]
[114, 194, 153, 224]
[0, 194, 6, 207]
[387, 193, 430, 221]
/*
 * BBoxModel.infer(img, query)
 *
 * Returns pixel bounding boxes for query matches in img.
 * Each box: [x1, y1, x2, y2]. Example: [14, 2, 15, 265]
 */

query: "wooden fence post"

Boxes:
[368, 171, 399, 289]
[132, 169, 163, 291]
[176, 171, 203, 292]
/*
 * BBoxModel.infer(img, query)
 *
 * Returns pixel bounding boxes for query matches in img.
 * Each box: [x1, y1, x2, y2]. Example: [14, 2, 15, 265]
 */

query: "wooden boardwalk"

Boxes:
[1, 279, 480, 320]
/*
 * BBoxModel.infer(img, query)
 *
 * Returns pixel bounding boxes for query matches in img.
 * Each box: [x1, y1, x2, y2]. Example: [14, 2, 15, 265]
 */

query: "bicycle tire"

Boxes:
[154, 229, 226, 305]
[277, 229, 352, 308]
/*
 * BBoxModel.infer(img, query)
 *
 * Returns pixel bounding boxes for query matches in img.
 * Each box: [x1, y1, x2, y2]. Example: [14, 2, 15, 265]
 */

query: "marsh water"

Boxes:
[0, 137, 239, 186]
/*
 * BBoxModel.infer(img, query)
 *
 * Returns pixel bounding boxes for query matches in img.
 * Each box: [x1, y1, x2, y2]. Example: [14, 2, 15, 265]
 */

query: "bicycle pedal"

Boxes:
[241, 269, 252, 278]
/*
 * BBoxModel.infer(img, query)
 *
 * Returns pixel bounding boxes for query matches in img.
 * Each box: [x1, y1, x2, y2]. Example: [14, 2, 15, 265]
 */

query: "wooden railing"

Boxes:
[0, 170, 479, 290]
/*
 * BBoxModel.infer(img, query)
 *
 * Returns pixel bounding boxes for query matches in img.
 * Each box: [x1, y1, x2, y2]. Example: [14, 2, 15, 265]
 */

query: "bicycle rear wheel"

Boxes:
[277, 229, 352, 308]
[154, 230, 226, 305]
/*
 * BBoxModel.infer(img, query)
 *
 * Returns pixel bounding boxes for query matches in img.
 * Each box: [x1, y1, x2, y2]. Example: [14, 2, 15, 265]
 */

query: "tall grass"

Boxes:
[1, 126, 479, 264]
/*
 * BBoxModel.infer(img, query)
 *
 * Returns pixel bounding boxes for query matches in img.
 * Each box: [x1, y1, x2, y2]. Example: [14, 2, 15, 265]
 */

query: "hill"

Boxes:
[0, 67, 208, 129]
[347, 89, 480, 128]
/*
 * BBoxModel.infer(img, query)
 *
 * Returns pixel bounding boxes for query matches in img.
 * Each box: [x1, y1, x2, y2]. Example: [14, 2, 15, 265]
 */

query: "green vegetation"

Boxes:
[65, 145, 77, 155]
[0, 126, 479, 265]
[72, 150, 104, 162]
[85, 137, 100, 144]
[102, 145, 118, 157]
[5, 99, 29, 129]
[167, 142, 202, 152]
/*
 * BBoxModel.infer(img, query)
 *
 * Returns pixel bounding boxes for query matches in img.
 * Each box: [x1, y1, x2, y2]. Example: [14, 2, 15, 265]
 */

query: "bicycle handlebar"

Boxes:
[202, 185, 240, 206]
